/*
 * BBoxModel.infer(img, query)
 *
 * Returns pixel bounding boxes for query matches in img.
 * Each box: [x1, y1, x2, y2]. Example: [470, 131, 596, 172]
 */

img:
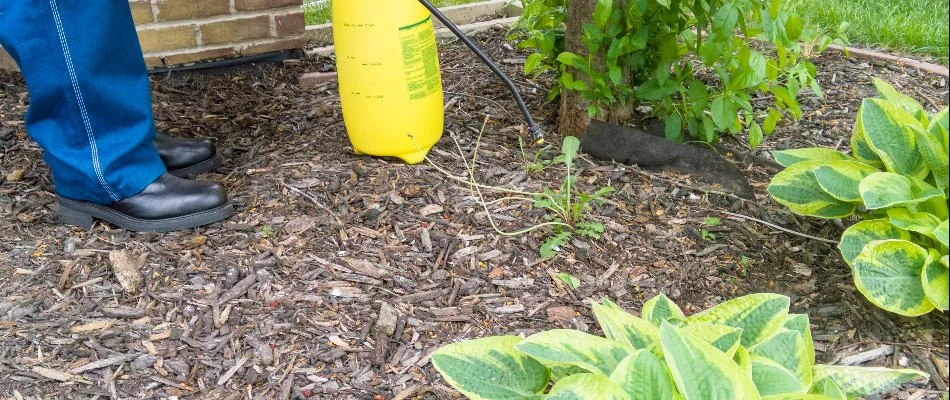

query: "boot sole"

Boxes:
[57, 196, 234, 232]
[167, 153, 224, 179]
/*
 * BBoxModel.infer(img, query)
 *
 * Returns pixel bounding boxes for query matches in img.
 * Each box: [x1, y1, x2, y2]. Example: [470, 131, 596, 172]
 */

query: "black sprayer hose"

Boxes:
[417, 0, 545, 144]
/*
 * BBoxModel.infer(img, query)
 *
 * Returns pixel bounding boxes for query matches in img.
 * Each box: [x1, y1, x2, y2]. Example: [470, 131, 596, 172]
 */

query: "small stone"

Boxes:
[492, 304, 525, 314]
[131, 355, 157, 371]
[546, 306, 576, 322]
[373, 302, 399, 336]
[5, 168, 24, 182]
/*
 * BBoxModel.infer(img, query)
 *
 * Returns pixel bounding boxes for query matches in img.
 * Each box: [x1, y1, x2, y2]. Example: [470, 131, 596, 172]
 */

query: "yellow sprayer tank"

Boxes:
[331, 0, 444, 164]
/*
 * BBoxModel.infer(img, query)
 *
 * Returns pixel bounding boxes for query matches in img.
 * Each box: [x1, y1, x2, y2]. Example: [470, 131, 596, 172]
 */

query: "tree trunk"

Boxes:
[558, 0, 634, 136]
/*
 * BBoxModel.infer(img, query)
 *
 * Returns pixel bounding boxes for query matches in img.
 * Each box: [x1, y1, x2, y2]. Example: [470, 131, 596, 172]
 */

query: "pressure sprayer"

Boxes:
[331, 0, 545, 164]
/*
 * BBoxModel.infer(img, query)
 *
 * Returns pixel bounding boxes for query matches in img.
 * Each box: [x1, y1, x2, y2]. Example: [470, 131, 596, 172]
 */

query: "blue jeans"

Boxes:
[0, 0, 166, 204]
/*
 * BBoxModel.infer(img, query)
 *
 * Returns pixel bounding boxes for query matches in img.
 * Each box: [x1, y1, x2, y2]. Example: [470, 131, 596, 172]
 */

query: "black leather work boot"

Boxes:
[155, 133, 224, 178]
[57, 173, 233, 232]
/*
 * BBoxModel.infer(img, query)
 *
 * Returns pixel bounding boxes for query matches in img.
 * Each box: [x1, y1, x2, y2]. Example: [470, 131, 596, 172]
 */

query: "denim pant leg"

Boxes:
[0, 0, 166, 204]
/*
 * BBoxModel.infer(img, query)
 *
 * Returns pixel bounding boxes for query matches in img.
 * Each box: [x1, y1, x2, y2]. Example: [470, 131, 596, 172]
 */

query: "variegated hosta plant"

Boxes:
[432, 293, 927, 400]
[768, 78, 949, 317]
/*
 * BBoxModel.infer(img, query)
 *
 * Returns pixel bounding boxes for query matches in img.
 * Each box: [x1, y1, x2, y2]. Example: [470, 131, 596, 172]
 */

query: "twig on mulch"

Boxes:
[280, 180, 344, 226]
[715, 210, 839, 244]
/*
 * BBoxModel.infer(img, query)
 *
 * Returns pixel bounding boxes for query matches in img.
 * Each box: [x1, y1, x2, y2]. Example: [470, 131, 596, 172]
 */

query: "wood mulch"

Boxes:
[0, 27, 947, 399]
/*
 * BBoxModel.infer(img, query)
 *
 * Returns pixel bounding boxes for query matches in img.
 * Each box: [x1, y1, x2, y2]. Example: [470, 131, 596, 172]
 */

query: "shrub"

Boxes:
[432, 293, 927, 399]
[768, 78, 949, 316]
[515, 0, 831, 146]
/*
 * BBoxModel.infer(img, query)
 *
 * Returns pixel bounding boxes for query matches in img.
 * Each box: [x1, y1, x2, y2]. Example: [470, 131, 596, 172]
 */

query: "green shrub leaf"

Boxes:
[750, 328, 811, 389]
[751, 356, 804, 396]
[812, 160, 880, 203]
[811, 365, 928, 397]
[641, 293, 686, 326]
[432, 336, 548, 400]
[871, 78, 924, 116]
[838, 219, 912, 266]
[859, 98, 928, 179]
[712, 96, 739, 131]
[609, 350, 675, 400]
[591, 301, 661, 354]
[922, 249, 949, 311]
[852, 240, 936, 316]
[687, 293, 790, 347]
[660, 322, 761, 400]
[546, 373, 629, 400]
[768, 161, 856, 219]
[516, 329, 629, 375]
[771, 148, 850, 168]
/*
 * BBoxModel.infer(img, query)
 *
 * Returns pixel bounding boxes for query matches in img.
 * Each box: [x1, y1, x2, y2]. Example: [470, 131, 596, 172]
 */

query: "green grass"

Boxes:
[787, 0, 949, 62]
[304, 0, 486, 25]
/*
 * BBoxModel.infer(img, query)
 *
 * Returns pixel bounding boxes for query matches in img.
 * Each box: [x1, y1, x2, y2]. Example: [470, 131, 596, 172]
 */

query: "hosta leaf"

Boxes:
[852, 240, 936, 316]
[860, 98, 928, 179]
[912, 125, 949, 192]
[935, 219, 949, 247]
[516, 329, 629, 375]
[886, 208, 942, 236]
[609, 350, 675, 400]
[871, 78, 924, 116]
[761, 395, 838, 400]
[432, 336, 548, 400]
[783, 314, 815, 365]
[768, 161, 856, 219]
[641, 293, 686, 326]
[682, 323, 742, 358]
[808, 378, 846, 400]
[591, 300, 661, 354]
[811, 365, 928, 397]
[851, 108, 886, 168]
[772, 148, 850, 168]
[858, 172, 943, 210]
[735, 345, 752, 373]
[687, 293, 790, 347]
[922, 249, 949, 311]
[859, 172, 912, 209]
[838, 219, 912, 266]
[751, 356, 804, 396]
[551, 365, 590, 382]
[750, 328, 811, 388]
[928, 108, 949, 152]
[812, 160, 881, 202]
[546, 373, 629, 400]
[660, 322, 761, 400]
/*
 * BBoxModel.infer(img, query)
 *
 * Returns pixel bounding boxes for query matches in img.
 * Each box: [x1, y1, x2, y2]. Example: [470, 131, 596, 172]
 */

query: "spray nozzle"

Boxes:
[528, 125, 545, 145]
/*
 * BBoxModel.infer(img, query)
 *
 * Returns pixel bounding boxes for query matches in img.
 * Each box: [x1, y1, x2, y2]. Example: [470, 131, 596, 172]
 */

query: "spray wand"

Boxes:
[416, 0, 545, 145]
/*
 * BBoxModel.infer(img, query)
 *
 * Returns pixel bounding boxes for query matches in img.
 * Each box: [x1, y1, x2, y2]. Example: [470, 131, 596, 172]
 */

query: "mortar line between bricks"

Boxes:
[142, 34, 305, 58]
[134, 5, 301, 31]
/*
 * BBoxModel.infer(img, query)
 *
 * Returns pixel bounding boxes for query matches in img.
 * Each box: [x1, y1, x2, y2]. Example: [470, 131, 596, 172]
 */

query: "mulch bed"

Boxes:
[0, 27, 948, 399]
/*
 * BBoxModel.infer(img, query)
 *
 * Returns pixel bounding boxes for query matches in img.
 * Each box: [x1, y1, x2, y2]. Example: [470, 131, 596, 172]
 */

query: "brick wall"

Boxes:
[0, 0, 306, 72]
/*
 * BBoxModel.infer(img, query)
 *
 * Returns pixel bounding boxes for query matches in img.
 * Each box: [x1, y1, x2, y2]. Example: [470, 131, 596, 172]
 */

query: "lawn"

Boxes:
[787, 0, 950, 62]
[303, 0, 487, 25]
